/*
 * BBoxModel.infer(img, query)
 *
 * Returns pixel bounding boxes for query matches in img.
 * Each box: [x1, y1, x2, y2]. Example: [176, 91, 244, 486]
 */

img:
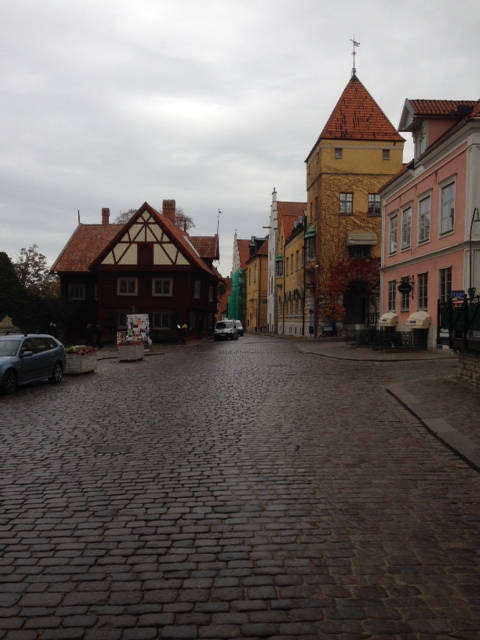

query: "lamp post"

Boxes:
[468, 207, 480, 299]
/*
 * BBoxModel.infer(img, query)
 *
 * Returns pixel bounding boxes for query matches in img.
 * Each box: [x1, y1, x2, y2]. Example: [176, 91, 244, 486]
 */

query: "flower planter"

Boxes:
[65, 352, 98, 375]
[118, 343, 144, 362]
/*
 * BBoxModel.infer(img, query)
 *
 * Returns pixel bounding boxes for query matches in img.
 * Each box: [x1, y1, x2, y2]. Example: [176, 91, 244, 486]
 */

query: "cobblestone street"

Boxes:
[1, 336, 479, 639]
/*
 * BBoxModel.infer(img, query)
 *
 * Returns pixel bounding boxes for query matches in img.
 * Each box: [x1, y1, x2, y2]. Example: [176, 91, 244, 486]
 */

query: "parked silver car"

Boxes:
[214, 320, 239, 341]
[0, 334, 65, 394]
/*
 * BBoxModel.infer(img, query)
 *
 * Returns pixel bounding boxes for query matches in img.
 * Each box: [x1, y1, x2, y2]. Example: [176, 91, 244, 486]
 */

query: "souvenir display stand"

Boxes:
[117, 314, 149, 362]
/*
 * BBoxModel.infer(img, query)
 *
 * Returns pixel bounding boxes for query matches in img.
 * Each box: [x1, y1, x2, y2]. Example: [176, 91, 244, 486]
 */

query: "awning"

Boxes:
[347, 231, 377, 246]
[407, 311, 431, 328]
[275, 253, 283, 260]
[379, 312, 398, 327]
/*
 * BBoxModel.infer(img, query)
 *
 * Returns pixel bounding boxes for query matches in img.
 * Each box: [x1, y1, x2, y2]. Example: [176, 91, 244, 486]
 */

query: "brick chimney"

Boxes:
[101, 208, 110, 225]
[162, 200, 176, 223]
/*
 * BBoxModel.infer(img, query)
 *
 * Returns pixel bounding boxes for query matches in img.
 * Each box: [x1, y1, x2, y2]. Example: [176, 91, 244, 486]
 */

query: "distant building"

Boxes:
[245, 237, 268, 332]
[52, 201, 220, 343]
[305, 73, 405, 335]
[380, 98, 480, 348]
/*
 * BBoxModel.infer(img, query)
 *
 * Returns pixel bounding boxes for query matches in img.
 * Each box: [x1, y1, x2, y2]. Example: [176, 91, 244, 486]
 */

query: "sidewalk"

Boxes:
[298, 339, 480, 472]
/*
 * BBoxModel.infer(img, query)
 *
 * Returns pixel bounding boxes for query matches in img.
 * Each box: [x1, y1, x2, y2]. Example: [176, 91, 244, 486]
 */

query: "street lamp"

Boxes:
[468, 207, 480, 299]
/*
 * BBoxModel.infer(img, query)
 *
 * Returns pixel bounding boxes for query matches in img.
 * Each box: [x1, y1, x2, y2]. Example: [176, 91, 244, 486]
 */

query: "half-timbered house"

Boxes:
[52, 200, 220, 343]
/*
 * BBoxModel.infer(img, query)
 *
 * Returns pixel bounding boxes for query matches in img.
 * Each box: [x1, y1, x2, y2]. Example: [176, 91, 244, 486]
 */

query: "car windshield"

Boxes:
[0, 340, 21, 356]
[216, 322, 232, 329]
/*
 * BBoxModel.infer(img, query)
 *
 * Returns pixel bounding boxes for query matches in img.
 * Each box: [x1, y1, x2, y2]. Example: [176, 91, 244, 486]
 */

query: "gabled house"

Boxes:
[379, 98, 480, 348]
[227, 233, 254, 324]
[266, 195, 307, 336]
[245, 236, 268, 332]
[305, 73, 404, 335]
[52, 200, 220, 343]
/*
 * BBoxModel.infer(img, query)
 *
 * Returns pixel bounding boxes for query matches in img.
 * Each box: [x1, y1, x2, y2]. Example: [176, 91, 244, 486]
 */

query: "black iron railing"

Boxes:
[347, 328, 418, 351]
[438, 296, 480, 351]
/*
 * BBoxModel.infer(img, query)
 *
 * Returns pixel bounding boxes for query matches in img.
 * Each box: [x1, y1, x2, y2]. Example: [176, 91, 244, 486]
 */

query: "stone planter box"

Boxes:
[65, 352, 97, 375]
[118, 343, 144, 362]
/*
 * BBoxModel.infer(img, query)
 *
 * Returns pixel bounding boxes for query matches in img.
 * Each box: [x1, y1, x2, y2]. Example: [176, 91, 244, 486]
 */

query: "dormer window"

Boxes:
[413, 122, 427, 160]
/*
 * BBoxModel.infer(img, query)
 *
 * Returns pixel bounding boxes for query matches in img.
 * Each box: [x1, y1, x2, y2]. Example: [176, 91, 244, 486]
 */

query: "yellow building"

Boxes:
[245, 237, 268, 332]
[305, 73, 404, 334]
[282, 215, 306, 336]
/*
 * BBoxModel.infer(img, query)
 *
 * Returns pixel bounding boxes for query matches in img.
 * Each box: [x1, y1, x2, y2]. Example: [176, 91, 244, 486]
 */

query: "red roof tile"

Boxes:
[190, 235, 219, 260]
[277, 202, 305, 239]
[52, 224, 122, 272]
[236, 239, 251, 270]
[246, 237, 268, 264]
[407, 99, 477, 117]
[53, 202, 217, 276]
[311, 75, 403, 149]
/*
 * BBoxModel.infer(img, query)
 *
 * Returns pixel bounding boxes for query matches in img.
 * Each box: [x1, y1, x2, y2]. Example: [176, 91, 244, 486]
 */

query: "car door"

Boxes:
[18, 338, 40, 383]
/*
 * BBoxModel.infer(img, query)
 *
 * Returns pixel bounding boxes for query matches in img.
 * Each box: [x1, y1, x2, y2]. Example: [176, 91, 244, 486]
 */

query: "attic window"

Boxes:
[334, 147, 342, 159]
[382, 149, 390, 161]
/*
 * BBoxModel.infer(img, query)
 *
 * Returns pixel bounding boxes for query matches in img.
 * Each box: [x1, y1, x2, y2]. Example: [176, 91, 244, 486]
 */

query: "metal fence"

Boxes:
[346, 328, 418, 352]
[438, 296, 480, 351]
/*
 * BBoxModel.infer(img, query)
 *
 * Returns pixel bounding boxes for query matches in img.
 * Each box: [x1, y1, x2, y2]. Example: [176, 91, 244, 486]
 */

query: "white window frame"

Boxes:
[418, 195, 431, 244]
[389, 213, 398, 254]
[339, 192, 353, 215]
[117, 277, 138, 296]
[152, 277, 173, 297]
[68, 283, 86, 301]
[388, 281, 396, 312]
[418, 272, 428, 310]
[368, 193, 381, 216]
[439, 180, 455, 236]
[401, 206, 412, 250]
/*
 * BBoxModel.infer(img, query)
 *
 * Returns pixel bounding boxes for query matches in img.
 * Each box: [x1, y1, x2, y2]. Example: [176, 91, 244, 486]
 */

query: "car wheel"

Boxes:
[1, 369, 17, 394]
[49, 362, 63, 384]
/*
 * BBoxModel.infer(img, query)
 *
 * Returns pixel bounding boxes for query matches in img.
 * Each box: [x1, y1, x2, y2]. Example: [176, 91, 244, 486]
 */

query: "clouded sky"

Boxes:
[1, 0, 479, 276]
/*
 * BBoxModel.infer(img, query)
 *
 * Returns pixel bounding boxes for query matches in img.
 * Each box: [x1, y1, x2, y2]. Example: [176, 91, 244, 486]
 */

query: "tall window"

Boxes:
[68, 283, 86, 301]
[305, 237, 315, 261]
[368, 194, 381, 216]
[334, 147, 342, 159]
[418, 273, 428, 310]
[275, 258, 283, 276]
[400, 278, 410, 312]
[440, 182, 455, 234]
[389, 214, 398, 254]
[439, 267, 452, 303]
[193, 280, 201, 299]
[339, 192, 353, 215]
[401, 207, 412, 250]
[117, 277, 137, 296]
[152, 311, 173, 329]
[388, 281, 396, 311]
[152, 278, 173, 296]
[418, 195, 431, 243]
[382, 149, 390, 160]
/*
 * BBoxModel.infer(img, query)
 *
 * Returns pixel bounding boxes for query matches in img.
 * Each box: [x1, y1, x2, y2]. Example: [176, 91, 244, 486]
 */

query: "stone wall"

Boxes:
[458, 350, 480, 388]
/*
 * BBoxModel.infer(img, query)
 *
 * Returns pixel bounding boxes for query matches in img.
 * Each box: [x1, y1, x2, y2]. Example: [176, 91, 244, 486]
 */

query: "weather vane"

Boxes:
[350, 35, 360, 77]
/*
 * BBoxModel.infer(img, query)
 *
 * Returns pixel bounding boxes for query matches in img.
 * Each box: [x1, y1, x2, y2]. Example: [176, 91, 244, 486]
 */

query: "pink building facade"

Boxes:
[379, 99, 480, 348]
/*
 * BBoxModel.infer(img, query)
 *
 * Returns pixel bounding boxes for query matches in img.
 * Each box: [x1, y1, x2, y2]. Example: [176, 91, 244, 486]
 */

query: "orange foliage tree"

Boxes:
[319, 257, 380, 323]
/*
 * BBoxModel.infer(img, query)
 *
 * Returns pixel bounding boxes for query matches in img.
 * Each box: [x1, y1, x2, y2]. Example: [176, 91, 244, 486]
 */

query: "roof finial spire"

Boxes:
[350, 35, 360, 77]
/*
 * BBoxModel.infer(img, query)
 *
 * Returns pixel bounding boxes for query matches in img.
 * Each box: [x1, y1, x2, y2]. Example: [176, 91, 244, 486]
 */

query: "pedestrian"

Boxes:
[48, 321, 57, 337]
[95, 325, 103, 349]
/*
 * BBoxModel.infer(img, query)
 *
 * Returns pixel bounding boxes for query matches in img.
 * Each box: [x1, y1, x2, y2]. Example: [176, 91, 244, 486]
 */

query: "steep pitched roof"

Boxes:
[307, 75, 403, 158]
[52, 224, 122, 272]
[277, 202, 305, 240]
[190, 235, 219, 260]
[246, 237, 268, 264]
[53, 202, 216, 276]
[236, 239, 251, 270]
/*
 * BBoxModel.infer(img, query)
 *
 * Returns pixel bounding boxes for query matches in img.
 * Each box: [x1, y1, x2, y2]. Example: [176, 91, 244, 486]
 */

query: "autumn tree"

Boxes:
[13, 244, 59, 297]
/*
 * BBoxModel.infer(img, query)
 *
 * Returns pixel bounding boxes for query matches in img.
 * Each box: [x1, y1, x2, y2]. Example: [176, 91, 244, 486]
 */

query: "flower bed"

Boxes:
[65, 345, 98, 375]
[118, 342, 144, 362]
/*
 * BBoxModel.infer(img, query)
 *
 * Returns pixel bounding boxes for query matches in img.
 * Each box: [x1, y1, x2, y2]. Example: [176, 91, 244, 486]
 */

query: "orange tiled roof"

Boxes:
[246, 237, 268, 263]
[53, 202, 217, 276]
[236, 239, 251, 270]
[407, 99, 477, 117]
[52, 224, 122, 272]
[190, 235, 219, 260]
[278, 202, 305, 239]
[313, 75, 404, 147]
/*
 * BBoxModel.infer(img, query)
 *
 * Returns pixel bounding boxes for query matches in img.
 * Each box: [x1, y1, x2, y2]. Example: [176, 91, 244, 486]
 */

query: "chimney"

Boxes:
[101, 208, 110, 225]
[162, 199, 176, 223]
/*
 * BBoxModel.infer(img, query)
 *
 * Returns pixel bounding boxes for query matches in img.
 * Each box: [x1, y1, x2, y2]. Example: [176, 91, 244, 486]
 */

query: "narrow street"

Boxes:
[1, 336, 478, 639]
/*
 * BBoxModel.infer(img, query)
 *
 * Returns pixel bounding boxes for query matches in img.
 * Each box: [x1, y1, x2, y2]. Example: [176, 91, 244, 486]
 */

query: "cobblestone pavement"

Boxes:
[1, 336, 479, 639]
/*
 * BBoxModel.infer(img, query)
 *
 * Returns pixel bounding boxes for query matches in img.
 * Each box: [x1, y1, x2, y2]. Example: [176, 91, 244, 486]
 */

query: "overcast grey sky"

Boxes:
[1, 0, 479, 276]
